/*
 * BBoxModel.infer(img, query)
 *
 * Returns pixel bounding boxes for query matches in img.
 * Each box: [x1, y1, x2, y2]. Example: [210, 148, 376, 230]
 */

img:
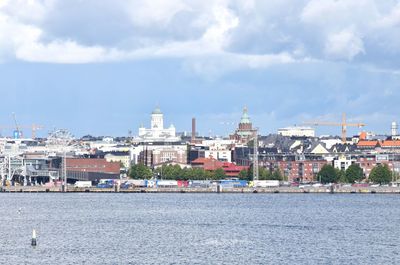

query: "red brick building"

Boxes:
[260, 160, 328, 182]
[66, 158, 120, 174]
[356, 155, 399, 178]
[65, 158, 121, 181]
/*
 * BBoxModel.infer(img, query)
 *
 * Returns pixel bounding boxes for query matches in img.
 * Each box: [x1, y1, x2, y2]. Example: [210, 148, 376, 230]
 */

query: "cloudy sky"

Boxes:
[0, 0, 399, 138]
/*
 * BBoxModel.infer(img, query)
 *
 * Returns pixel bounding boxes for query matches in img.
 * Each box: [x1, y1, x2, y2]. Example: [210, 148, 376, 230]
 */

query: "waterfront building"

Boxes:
[333, 155, 356, 171]
[191, 157, 249, 177]
[136, 141, 188, 167]
[104, 151, 131, 169]
[66, 158, 120, 181]
[355, 154, 400, 178]
[151, 148, 187, 165]
[262, 160, 327, 182]
[138, 107, 180, 142]
[233, 146, 326, 182]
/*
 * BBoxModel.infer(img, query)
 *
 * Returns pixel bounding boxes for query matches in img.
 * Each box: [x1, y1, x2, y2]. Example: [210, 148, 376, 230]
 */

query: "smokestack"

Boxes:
[192, 118, 196, 143]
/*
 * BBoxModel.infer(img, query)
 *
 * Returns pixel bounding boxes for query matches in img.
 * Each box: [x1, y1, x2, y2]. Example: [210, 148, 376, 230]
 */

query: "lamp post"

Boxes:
[160, 163, 163, 180]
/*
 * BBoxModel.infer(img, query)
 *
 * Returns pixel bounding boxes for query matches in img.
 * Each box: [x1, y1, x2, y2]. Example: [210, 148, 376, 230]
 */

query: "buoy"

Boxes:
[31, 229, 37, 246]
[18, 208, 22, 214]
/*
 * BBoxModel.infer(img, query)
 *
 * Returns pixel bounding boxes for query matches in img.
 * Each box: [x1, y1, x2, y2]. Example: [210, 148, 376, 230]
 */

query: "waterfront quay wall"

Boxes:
[1, 186, 400, 194]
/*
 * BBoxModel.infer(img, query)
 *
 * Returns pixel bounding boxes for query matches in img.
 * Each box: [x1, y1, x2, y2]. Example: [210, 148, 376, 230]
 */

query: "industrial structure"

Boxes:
[304, 113, 366, 143]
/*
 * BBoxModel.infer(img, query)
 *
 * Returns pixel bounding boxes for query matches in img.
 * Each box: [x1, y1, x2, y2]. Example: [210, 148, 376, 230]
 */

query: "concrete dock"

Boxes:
[1, 186, 400, 194]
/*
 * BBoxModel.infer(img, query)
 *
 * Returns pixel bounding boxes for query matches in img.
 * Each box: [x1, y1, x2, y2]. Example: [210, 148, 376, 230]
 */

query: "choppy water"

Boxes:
[0, 193, 399, 264]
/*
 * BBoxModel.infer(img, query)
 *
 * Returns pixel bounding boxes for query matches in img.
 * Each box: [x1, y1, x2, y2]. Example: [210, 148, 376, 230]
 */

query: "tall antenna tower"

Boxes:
[253, 129, 259, 181]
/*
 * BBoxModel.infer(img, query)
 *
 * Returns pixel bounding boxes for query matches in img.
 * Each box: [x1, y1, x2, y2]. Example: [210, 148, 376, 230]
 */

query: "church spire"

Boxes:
[152, 105, 162, 114]
[240, 106, 251, 124]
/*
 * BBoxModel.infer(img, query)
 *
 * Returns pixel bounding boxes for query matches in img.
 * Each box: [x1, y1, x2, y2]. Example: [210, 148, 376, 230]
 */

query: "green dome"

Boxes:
[152, 106, 162, 114]
[240, 107, 251, 124]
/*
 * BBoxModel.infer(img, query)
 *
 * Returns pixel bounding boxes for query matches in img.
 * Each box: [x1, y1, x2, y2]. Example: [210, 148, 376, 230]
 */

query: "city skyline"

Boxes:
[0, 0, 399, 137]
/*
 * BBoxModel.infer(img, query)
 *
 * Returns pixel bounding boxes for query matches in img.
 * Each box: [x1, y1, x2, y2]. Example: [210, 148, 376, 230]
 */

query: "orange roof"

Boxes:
[357, 140, 379, 147]
[359, 132, 367, 140]
[381, 140, 400, 147]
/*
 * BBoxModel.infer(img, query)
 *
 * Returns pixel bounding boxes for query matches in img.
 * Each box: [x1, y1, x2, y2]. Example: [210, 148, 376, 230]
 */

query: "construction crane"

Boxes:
[12, 113, 22, 139]
[0, 124, 44, 139]
[304, 113, 366, 143]
[28, 124, 44, 139]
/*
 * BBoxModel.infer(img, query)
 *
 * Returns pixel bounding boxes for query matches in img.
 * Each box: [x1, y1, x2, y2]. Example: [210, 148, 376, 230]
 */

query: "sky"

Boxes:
[0, 0, 399, 138]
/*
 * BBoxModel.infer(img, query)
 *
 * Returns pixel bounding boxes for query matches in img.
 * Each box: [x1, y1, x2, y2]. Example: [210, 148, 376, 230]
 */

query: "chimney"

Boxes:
[192, 118, 196, 143]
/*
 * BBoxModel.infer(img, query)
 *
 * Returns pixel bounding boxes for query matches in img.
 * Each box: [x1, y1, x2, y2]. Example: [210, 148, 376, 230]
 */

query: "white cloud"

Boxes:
[201, 5, 239, 50]
[0, 12, 41, 60]
[126, 0, 189, 27]
[324, 28, 365, 60]
[0, 0, 53, 23]
[0, 0, 399, 75]
[375, 3, 400, 28]
[301, 0, 379, 31]
[16, 40, 116, 63]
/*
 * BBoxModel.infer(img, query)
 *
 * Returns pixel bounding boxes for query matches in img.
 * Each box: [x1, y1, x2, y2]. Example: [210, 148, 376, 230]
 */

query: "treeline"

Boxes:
[129, 163, 395, 184]
[129, 164, 227, 180]
[129, 164, 283, 181]
[238, 167, 284, 181]
[317, 163, 394, 184]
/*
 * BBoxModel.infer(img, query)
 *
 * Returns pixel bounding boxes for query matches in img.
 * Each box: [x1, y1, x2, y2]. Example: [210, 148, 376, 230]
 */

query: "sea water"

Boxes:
[0, 193, 399, 264]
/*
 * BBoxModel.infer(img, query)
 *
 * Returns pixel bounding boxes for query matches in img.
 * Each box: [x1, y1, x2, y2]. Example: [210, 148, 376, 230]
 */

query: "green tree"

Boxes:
[205, 170, 215, 180]
[154, 164, 185, 180]
[369, 164, 392, 184]
[247, 166, 270, 180]
[129, 163, 152, 179]
[212, 168, 227, 180]
[259, 167, 271, 180]
[169, 165, 182, 179]
[317, 164, 338, 184]
[181, 167, 192, 180]
[193, 168, 207, 180]
[336, 169, 346, 183]
[270, 169, 283, 181]
[238, 169, 250, 180]
[345, 164, 364, 183]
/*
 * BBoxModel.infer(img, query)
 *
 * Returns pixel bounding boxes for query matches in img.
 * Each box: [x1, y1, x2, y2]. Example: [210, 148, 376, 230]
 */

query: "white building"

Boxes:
[333, 155, 356, 171]
[138, 107, 180, 142]
[104, 152, 131, 169]
[199, 139, 235, 162]
[278, 126, 315, 137]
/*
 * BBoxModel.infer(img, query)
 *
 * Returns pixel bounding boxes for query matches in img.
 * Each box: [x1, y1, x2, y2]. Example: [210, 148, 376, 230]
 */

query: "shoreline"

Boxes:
[1, 186, 400, 194]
